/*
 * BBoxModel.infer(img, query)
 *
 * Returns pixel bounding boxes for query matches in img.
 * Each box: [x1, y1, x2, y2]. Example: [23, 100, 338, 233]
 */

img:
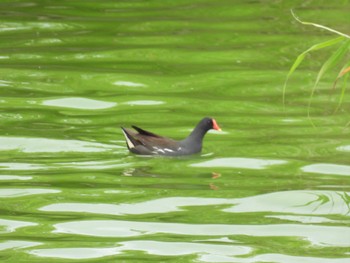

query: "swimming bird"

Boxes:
[121, 117, 221, 156]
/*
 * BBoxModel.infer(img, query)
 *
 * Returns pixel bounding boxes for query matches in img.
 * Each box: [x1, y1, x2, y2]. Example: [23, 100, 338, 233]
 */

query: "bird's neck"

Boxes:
[183, 125, 208, 144]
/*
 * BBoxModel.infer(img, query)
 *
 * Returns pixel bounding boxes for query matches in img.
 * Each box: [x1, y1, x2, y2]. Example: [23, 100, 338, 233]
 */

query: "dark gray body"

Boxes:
[121, 117, 215, 156]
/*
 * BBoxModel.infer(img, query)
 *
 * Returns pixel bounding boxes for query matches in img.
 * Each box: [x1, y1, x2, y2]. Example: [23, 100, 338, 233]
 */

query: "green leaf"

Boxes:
[334, 62, 350, 113]
[291, 10, 350, 39]
[307, 39, 350, 117]
[282, 36, 345, 106]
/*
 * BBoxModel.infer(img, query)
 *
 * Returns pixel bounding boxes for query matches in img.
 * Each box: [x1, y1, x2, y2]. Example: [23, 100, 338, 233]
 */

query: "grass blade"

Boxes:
[282, 36, 345, 106]
[338, 65, 350, 78]
[307, 39, 350, 118]
[291, 10, 350, 39]
[335, 71, 349, 112]
[334, 62, 350, 113]
[332, 64, 350, 91]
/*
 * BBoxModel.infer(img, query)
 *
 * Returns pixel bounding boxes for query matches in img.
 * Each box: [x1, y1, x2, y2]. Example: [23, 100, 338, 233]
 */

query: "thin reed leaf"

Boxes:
[334, 62, 350, 113]
[291, 10, 350, 39]
[334, 71, 349, 113]
[332, 64, 350, 91]
[339, 65, 350, 78]
[282, 36, 344, 106]
[307, 39, 350, 118]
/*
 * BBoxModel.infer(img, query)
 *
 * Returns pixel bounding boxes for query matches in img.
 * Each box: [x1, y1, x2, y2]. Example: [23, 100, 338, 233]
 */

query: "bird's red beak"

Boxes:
[212, 119, 222, 131]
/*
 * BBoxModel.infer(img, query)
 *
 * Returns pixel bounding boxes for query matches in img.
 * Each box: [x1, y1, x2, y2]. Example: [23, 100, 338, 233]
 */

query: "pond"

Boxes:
[0, 0, 349, 262]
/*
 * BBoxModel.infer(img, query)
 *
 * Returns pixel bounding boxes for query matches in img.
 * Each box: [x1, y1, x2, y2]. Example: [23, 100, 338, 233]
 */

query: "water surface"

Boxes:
[0, 0, 349, 262]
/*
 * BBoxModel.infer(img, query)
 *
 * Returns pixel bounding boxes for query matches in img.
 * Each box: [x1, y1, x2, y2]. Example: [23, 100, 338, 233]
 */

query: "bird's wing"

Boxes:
[131, 125, 163, 138]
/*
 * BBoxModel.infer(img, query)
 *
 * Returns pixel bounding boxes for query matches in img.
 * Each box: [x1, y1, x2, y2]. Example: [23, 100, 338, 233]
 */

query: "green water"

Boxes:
[1, 0, 350, 262]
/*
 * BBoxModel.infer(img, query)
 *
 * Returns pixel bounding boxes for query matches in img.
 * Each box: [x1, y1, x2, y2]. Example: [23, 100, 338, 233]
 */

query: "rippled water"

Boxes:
[1, 0, 350, 262]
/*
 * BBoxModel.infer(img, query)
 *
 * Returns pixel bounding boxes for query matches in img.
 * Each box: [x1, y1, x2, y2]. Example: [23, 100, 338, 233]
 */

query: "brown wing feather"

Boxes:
[130, 129, 178, 151]
[136, 135, 177, 149]
[122, 126, 179, 153]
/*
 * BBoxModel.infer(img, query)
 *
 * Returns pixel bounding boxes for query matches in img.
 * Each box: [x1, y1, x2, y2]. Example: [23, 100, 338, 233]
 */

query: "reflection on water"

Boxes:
[27, 245, 350, 263]
[40, 190, 350, 216]
[266, 215, 339, 224]
[0, 188, 60, 198]
[0, 136, 120, 153]
[0, 21, 78, 32]
[51, 219, 350, 247]
[33, 189, 350, 261]
[191, 157, 287, 169]
[231, 254, 350, 263]
[0, 160, 128, 171]
[123, 100, 165, 106]
[301, 163, 350, 176]
[0, 162, 46, 170]
[29, 247, 121, 260]
[0, 175, 32, 180]
[40, 196, 234, 215]
[113, 81, 147, 87]
[42, 97, 117, 110]
[223, 191, 350, 215]
[0, 0, 350, 262]
[336, 145, 350, 152]
[29, 241, 250, 261]
[0, 219, 37, 232]
[0, 241, 41, 251]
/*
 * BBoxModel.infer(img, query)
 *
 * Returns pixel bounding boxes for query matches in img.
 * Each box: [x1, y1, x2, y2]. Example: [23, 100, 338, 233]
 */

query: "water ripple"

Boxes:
[0, 218, 37, 232]
[123, 100, 164, 106]
[40, 197, 234, 215]
[336, 145, 350, 152]
[0, 159, 128, 171]
[0, 188, 60, 198]
[42, 97, 116, 110]
[301, 163, 350, 176]
[0, 241, 41, 251]
[29, 247, 121, 260]
[191, 157, 287, 169]
[0, 175, 32, 181]
[40, 190, 349, 216]
[113, 81, 147, 87]
[51, 219, 350, 247]
[223, 190, 350, 215]
[0, 136, 120, 153]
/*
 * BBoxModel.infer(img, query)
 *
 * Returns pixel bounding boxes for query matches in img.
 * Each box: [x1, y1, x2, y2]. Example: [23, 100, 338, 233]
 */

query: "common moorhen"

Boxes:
[121, 117, 221, 156]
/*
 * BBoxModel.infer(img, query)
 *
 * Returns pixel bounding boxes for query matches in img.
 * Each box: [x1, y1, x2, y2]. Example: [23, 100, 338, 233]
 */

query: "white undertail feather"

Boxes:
[122, 129, 135, 149]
